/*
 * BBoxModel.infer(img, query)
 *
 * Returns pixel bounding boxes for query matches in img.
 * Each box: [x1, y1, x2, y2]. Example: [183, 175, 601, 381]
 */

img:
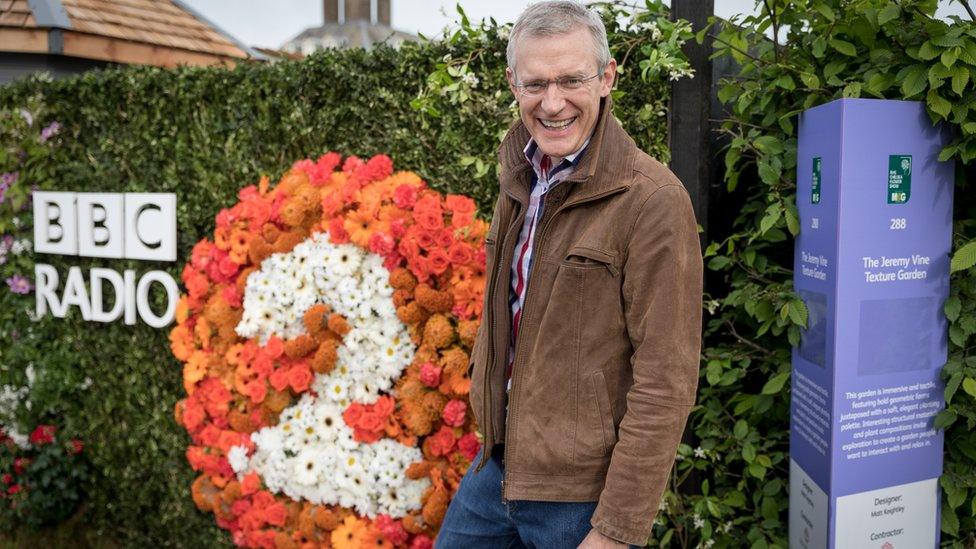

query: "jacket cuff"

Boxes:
[590, 507, 650, 546]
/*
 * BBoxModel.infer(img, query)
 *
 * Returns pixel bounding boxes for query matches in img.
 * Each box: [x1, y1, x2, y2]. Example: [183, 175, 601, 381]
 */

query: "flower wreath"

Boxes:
[170, 153, 487, 548]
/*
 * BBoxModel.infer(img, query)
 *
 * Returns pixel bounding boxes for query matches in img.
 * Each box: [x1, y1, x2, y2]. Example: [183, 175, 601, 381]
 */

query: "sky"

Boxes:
[182, 0, 972, 50]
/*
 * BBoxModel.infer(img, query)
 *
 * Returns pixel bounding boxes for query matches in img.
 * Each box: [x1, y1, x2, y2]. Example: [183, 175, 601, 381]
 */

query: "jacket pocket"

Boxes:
[562, 246, 620, 275]
[575, 370, 618, 469]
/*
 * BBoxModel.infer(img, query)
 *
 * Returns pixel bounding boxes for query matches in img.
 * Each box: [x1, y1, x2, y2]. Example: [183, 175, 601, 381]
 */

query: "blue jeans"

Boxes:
[436, 445, 631, 549]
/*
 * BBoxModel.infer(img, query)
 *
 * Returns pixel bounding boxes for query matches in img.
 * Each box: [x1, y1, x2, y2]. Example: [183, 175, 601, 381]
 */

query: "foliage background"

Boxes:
[678, 1, 976, 548]
[0, 2, 686, 545]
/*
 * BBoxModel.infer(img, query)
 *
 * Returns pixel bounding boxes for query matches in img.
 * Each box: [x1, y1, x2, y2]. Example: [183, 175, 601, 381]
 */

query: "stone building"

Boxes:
[282, 0, 415, 55]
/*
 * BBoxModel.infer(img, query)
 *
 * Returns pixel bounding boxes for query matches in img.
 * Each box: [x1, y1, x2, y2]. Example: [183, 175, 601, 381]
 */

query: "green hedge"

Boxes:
[0, 3, 685, 545]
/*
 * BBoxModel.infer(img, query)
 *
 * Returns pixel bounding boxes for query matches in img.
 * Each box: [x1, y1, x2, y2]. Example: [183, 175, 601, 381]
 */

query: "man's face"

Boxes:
[507, 26, 616, 159]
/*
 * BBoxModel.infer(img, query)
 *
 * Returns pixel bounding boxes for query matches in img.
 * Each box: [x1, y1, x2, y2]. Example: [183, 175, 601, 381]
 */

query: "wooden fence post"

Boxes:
[669, 0, 714, 240]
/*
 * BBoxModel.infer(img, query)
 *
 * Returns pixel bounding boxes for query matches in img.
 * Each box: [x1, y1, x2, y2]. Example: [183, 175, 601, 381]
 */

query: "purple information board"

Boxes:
[789, 99, 953, 548]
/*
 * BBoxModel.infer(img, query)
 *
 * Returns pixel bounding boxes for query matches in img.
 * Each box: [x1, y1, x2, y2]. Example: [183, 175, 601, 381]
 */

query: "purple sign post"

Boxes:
[790, 99, 953, 548]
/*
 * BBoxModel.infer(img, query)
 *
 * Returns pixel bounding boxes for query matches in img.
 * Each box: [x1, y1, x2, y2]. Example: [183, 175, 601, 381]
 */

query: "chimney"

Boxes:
[343, 0, 368, 22]
[325, 0, 391, 26]
[324, 0, 338, 23]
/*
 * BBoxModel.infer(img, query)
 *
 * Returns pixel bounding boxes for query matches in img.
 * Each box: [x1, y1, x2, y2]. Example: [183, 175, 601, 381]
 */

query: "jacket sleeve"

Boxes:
[590, 183, 703, 545]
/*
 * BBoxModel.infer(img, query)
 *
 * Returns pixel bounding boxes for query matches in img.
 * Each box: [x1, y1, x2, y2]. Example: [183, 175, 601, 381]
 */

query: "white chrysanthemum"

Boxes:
[228, 445, 250, 474]
[234, 231, 427, 518]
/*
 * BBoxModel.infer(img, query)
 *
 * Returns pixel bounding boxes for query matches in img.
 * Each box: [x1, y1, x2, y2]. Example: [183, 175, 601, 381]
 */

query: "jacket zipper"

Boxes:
[500, 182, 628, 500]
[476, 199, 523, 473]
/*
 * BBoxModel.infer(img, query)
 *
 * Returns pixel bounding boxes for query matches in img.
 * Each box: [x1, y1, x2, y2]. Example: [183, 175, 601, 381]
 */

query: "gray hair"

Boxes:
[506, 1, 610, 75]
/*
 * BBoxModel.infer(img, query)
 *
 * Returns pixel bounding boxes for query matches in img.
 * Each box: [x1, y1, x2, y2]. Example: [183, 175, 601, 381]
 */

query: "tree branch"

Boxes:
[960, 0, 976, 22]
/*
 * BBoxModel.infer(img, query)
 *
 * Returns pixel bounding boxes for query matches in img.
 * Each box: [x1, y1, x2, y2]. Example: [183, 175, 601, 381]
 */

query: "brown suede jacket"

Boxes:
[467, 98, 703, 546]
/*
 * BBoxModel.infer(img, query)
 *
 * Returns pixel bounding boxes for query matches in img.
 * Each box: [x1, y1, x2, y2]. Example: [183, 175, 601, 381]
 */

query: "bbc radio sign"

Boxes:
[32, 192, 179, 328]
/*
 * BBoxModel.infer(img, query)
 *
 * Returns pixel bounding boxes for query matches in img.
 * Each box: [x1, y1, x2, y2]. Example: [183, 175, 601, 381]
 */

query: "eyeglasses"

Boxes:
[514, 72, 603, 97]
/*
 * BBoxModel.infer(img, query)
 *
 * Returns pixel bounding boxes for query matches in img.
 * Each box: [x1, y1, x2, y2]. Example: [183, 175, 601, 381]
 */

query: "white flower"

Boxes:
[10, 238, 30, 255]
[228, 445, 250, 474]
[694, 446, 706, 459]
[235, 230, 425, 517]
[693, 514, 705, 529]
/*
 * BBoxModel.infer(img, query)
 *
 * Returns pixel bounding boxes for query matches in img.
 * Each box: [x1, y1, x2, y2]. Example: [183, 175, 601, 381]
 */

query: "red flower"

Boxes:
[419, 362, 441, 388]
[222, 284, 242, 308]
[1, 473, 11, 485]
[410, 534, 434, 549]
[427, 249, 451, 275]
[362, 154, 394, 181]
[447, 241, 474, 266]
[457, 433, 481, 461]
[342, 155, 365, 174]
[390, 218, 408, 238]
[268, 367, 290, 392]
[368, 232, 395, 257]
[376, 514, 409, 546]
[70, 439, 84, 454]
[264, 501, 287, 526]
[7, 484, 22, 496]
[29, 424, 56, 445]
[13, 458, 29, 475]
[286, 365, 313, 393]
[393, 184, 419, 209]
[442, 400, 467, 427]
[241, 472, 261, 495]
[182, 399, 206, 430]
[328, 217, 350, 244]
[445, 195, 476, 215]
[245, 380, 268, 404]
[427, 426, 456, 457]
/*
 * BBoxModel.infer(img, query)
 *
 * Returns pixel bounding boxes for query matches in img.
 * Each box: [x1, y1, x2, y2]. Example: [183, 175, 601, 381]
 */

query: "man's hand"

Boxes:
[577, 528, 629, 548]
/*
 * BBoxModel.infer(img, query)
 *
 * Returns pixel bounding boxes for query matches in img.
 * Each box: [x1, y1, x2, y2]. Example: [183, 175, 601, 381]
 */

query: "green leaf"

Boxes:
[927, 89, 951, 118]
[762, 372, 790, 395]
[829, 38, 857, 57]
[754, 135, 784, 154]
[708, 256, 732, 270]
[945, 373, 962, 404]
[951, 65, 970, 95]
[784, 205, 799, 236]
[951, 240, 976, 272]
[945, 295, 962, 322]
[942, 47, 959, 68]
[877, 4, 901, 25]
[900, 65, 929, 97]
[942, 502, 959, 536]
[842, 82, 861, 98]
[799, 72, 820, 89]
[742, 441, 757, 462]
[934, 409, 957, 429]
[918, 40, 941, 61]
[963, 377, 976, 398]
[788, 299, 808, 328]
[733, 420, 749, 439]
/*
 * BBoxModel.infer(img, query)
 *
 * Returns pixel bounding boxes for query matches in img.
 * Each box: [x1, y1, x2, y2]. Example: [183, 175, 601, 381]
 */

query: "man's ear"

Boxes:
[506, 67, 518, 96]
[600, 58, 617, 97]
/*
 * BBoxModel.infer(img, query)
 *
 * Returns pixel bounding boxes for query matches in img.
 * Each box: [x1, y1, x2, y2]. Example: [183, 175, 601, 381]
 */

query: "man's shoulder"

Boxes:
[625, 149, 688, 201]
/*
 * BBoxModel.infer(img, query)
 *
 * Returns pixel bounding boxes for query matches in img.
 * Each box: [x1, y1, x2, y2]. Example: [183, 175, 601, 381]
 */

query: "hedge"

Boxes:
[0, 2, 687, 545]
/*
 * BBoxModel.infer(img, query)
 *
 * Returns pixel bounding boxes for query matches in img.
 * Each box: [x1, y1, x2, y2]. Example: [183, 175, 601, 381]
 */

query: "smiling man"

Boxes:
[436, 2, 703, 548]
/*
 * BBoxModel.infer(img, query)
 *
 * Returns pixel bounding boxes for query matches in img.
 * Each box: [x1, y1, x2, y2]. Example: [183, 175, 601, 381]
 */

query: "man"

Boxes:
[437, 2, 702, 547]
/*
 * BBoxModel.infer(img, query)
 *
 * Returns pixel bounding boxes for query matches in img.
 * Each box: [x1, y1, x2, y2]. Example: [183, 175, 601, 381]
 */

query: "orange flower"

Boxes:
[331, 515, 367, 549]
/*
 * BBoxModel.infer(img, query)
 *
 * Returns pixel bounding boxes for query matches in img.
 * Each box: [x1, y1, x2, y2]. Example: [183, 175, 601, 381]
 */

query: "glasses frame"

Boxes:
[513, 69, 606, 98]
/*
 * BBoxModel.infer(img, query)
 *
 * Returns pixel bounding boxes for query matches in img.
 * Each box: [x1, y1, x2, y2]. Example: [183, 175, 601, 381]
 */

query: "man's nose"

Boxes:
[539, 84, 566, 114]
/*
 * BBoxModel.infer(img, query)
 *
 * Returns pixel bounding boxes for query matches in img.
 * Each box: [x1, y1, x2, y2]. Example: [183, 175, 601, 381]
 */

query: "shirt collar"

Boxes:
[523, 138, 590, 181]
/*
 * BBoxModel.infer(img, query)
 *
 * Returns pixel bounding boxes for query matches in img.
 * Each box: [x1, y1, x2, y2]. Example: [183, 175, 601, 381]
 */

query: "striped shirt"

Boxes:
[506, 138, 588, 390]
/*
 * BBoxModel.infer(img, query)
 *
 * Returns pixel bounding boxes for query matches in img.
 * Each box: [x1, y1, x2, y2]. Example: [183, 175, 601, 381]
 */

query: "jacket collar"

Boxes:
[498, 95, 636, 206]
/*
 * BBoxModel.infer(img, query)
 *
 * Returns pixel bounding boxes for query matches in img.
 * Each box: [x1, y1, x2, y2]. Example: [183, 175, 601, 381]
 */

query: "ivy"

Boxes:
[679, 1, 976, 547]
